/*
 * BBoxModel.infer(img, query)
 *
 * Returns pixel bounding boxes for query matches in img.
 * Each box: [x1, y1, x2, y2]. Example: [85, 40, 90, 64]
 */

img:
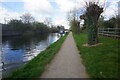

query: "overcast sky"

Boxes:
[0, 0, 119, 29]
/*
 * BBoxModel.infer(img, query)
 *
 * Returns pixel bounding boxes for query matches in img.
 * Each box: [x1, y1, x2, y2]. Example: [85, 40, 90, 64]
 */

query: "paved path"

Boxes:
[40, 32, 89, 78]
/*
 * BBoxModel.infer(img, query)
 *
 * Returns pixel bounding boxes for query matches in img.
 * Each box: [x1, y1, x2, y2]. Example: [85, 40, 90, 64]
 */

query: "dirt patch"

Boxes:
[82, 43, 103, 47]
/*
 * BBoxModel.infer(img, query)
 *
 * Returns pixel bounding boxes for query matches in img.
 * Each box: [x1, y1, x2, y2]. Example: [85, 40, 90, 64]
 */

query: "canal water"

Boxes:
[1, 33, 60, 77]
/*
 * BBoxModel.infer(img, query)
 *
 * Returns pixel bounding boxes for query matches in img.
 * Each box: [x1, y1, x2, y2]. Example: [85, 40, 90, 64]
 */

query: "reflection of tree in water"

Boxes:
[2, 33, 49, 50]
[49, 33, 58, 44]
[2, 33, 59, 76]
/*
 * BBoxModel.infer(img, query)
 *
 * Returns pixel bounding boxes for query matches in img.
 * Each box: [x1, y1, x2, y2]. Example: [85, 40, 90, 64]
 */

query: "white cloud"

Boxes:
[55, 0, 75, 12]
[102, 0, 119, 20]
[22, 0, 55, 24]
[53, 15, 69, 29]
[23, 0, 53, 14]
[0, 6, 21, 23]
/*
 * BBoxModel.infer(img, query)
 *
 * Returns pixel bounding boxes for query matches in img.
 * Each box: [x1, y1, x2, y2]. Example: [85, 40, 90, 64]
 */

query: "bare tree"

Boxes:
[80, 0, 103, 45]
[20, 13, 35, 24]
[67, 9, 80, 34]
[44, 17, 52, 28]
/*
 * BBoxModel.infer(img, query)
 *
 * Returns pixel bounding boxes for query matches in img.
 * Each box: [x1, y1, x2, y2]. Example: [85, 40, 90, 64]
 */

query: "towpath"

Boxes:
[40, 32, 89, 78]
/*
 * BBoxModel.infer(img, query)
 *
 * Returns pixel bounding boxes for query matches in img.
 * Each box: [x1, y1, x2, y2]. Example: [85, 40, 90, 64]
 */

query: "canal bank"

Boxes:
[3, 33, 68, 79]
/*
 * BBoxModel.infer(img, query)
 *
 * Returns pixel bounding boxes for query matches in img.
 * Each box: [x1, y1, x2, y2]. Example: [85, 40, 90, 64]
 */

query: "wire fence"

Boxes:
[98, 28, 120, 38]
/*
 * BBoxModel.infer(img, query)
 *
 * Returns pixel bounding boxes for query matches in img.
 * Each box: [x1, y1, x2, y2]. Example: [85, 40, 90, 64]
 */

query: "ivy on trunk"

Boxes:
[80, 2, 103, 45]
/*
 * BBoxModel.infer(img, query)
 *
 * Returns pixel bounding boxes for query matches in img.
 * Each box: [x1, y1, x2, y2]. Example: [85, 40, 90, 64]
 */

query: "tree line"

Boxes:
[2, 13, 65, 36]
[98, 16, 119, 28]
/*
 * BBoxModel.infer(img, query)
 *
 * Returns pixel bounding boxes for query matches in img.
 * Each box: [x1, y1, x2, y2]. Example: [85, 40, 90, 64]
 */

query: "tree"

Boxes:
[44, 17, 52, 28]
[8, 19, 24, 32]
[20, 13, 35, 24]
[80, 1, 103, 45]
[67, 9, 80, 34]
[99, 16, 119, 28]
[33, 21, 50, 34]
[98, 15, 105, 28]
[69, 19, 80, 34]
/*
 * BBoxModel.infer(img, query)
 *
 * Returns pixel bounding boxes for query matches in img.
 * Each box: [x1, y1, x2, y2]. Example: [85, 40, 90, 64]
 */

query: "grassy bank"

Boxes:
[73, 33, 119, 78]
[3, 33, 68, 79]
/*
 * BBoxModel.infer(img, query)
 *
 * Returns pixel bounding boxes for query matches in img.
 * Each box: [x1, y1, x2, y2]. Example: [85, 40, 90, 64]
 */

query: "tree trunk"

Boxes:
[87, 14, 98, 45]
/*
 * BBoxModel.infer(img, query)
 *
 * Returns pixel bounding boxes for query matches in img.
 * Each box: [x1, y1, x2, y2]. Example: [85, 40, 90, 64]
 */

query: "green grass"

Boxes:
[73, 33, 119, 78]
[3, 33, 68, 79]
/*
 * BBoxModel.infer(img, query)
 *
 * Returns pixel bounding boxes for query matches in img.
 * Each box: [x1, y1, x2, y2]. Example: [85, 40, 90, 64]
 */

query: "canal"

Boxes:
[1, 33, 60, 76]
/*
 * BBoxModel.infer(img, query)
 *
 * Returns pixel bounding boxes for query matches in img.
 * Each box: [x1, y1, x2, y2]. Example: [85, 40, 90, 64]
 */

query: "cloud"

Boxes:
[55, 0, 75, 12]
[53, 16, 69, 29]
[23, 0, 53, 14]
[102, 0, 119, 20]
[0, 6, 21, 23]
[22, 0, 56, 24]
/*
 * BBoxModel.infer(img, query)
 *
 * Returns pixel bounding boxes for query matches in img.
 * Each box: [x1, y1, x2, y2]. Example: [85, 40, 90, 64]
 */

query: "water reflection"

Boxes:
[1, 33, 60, 76]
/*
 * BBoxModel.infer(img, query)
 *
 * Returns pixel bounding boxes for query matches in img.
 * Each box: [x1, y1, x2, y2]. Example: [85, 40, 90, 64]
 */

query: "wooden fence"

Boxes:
[98, 28, 120, 38]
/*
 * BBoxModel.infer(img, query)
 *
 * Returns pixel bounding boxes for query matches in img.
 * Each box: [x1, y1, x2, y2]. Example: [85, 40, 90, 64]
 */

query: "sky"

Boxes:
[0, 0, 119, 29]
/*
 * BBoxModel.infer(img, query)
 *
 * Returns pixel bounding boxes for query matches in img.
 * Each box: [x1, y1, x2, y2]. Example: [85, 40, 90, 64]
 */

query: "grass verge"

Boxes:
[3, 33, 68, 79]
[73, 33, 119, 78]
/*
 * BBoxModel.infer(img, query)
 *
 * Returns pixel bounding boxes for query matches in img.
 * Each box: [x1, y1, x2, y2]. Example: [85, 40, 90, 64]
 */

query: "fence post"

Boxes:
[108, 28, 110, 37]
[98, 28, 100, 36]
[98, 28, 120, 38]
[102, 28, 104, 36]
